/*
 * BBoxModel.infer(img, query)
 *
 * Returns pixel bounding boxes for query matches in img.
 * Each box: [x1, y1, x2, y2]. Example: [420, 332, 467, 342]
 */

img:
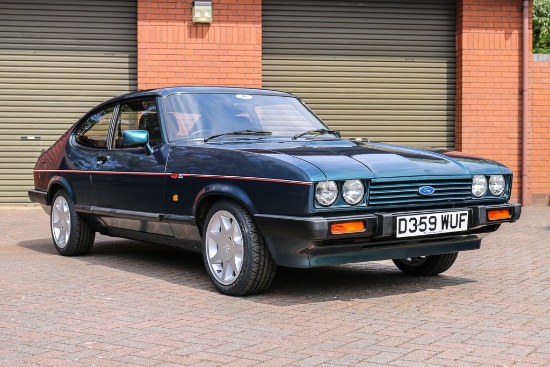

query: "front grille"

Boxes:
[368, 178, 472, 207]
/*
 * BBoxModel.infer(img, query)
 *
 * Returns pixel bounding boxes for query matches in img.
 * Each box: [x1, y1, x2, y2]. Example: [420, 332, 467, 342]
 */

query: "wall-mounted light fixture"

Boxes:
[192, 1, 213, 24]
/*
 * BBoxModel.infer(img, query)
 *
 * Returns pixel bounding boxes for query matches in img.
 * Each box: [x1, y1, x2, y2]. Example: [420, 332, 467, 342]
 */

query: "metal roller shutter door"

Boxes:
[0, 0, 137, 205]
[262, 0, 456, 149]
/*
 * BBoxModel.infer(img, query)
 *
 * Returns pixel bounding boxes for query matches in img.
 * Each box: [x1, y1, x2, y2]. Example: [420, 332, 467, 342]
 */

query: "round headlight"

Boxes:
[489, 175, 505, 196]
[342, 180, 365, 205]
[315, 181, 338, 206]
[472, 175, 487, 197]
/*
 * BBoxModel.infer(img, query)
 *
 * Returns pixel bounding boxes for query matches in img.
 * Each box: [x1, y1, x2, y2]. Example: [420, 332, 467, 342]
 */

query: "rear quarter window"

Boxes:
[75, 107, 115, 149]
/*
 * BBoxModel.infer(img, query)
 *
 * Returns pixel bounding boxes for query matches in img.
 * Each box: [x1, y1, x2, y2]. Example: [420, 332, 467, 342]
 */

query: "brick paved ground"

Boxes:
[0, 206, 549, 367]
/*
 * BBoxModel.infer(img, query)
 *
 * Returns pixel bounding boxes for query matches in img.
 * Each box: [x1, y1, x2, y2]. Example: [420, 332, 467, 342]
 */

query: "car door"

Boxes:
[90, 97, 171, 235]
[70, 105, 117, 207]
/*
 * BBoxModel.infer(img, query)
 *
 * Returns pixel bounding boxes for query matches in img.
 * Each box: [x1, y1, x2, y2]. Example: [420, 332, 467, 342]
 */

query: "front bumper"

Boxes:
[254, 203, 521, 268]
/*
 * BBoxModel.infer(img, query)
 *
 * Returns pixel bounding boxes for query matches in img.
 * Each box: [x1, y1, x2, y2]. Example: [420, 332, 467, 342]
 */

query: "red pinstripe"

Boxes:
[33, 170, 312, 186]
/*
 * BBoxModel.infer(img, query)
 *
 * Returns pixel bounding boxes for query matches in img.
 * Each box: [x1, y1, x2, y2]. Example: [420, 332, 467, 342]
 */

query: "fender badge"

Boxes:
[419, 186, 435, 196]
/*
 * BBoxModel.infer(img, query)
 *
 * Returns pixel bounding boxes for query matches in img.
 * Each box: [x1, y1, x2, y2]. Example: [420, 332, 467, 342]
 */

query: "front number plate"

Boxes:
[396, 211, 469, 238]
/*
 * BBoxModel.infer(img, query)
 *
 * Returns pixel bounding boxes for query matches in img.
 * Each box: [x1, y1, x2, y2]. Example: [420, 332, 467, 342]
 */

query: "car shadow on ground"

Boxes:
[18, 236, 476, 305]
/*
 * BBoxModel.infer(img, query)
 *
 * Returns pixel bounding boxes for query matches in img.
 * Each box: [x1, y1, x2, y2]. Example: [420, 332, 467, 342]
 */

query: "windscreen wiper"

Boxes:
[292, 129, 339, 140]
[204, 130, 272, 142]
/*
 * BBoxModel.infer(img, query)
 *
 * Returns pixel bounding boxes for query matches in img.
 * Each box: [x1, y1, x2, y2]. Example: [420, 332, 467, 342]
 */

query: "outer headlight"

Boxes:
[489, 175, 505, 196]
[472, 175, 488, 197]
[342, 180, 365, 205]
[315, 181, 338, 206]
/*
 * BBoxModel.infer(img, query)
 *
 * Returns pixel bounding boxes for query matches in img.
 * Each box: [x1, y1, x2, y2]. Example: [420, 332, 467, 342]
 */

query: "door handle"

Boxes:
[96, 155, 110, 165]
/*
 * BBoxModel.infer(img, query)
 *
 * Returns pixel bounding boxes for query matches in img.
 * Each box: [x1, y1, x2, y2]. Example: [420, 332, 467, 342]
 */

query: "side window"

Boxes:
[75, 106, 115, 149]
[114, 99, 162, 148]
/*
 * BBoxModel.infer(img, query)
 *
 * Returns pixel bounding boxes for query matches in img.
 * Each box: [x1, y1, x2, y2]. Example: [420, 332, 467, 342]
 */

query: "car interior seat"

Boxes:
[138, 113, 162, 145]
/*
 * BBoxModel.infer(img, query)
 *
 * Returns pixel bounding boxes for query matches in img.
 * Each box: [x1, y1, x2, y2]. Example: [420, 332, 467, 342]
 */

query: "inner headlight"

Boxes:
[472, 175, 488, 197]
[489, 175, 505, 196]
[342, 180, 365, 205]
[315, 181, 338, 206]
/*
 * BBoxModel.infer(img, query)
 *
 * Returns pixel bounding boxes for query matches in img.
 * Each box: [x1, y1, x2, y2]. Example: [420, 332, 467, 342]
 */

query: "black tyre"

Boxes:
[50, 189, 95, 256]
[202, 199, 276, 296]
[392, 252, 458, 276]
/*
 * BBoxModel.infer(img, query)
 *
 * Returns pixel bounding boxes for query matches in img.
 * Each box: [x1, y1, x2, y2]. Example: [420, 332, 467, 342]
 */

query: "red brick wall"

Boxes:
[137, 0, 262, 89]
[457, 0, 525, 203]
[458, 0, 550, 205]
[531, 58, 550, 205]
[137, 0, 550, 205]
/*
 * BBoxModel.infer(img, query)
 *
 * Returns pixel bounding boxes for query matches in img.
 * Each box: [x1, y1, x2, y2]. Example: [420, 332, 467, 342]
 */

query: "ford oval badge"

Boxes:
[419, 186, 435, 196]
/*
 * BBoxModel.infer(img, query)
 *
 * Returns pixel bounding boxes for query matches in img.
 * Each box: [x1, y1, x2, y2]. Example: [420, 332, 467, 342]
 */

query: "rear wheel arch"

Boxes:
[47, 178, 75, 206]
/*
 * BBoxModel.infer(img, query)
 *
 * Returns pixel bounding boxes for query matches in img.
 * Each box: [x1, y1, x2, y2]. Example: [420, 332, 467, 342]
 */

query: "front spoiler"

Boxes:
[254, 203, 521, 268]
[306, 234, 483, 267]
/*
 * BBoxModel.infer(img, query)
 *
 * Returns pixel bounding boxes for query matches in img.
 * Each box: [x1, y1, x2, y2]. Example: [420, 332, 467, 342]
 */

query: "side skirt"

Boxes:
[97, 227, 202, 254]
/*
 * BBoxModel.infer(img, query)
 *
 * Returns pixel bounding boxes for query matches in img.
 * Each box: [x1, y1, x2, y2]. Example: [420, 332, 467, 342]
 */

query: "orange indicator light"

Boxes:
[487, 208, 511, 221]
[331, 221, 365, 234]
[172, 194, 179, 202]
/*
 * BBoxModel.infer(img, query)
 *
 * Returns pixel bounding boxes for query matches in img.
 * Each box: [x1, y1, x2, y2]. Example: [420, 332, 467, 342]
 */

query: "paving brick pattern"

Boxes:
[1, 206, 549, 367]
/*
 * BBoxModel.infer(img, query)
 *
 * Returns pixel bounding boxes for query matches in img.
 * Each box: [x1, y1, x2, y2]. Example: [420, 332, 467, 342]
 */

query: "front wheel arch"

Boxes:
[194, 185, 258, 232]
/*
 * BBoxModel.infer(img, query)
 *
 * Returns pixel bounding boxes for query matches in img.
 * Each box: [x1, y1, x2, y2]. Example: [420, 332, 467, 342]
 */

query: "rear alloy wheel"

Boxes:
[51, 190, 95, 256]
[392, 252, 458, 276]
[202, 200, 276, 296]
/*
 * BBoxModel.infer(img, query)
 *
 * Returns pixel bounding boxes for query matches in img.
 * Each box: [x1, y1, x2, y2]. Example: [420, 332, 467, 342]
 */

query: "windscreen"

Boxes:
[162, 93, 328, 141]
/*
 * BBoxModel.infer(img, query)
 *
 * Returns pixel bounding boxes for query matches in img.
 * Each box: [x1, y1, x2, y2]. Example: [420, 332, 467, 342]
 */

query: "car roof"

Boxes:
[102, 86, 296, 105]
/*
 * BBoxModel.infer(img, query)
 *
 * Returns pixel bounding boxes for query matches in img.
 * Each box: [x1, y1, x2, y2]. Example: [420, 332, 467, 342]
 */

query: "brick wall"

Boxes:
[457, 0, 526, 203]
[458, 0, 550, 205]
[531, 56, 550, 205]
[137, 0, 262, 89]
[137, 0, 550, 205]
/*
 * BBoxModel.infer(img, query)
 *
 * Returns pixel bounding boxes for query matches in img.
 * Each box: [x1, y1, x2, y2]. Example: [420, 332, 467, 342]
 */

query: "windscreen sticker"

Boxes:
[236, 94, 253, 100]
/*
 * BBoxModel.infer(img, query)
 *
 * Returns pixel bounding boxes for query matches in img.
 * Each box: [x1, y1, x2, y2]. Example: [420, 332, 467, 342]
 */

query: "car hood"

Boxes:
[238, 140, 509, 181]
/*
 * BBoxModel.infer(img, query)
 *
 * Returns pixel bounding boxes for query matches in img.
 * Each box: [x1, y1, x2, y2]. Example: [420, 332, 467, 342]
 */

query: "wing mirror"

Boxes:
[122, 130, 153, 155]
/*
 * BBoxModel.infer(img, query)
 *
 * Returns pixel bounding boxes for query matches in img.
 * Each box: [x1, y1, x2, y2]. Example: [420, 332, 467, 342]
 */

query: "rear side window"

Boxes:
[75, 107, 115, 149]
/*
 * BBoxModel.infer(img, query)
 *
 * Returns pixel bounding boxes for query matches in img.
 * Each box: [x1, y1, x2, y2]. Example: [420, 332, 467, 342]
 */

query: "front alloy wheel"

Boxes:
[392, 253, 458, 276]
[205, 210, 244, 285]
[202, 200, 276, 296]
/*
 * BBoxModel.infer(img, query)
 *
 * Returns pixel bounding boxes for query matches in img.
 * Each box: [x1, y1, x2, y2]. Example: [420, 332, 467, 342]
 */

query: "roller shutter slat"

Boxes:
[262, 0, 456, 149]
[0, 0, 137, 204]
